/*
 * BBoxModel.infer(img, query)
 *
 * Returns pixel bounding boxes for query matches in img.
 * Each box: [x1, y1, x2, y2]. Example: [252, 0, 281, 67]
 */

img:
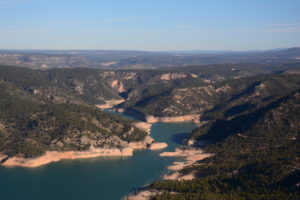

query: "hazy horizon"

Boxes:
[0, 46, 298, 52]
[0, 0, 300, 50]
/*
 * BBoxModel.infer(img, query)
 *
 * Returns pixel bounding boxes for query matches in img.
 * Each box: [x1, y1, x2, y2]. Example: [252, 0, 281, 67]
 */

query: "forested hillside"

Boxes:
[149, 91, 300, 200]
[0, 63, 299, 162]
[0, 63, 299, 198]
[0, 66, 122, 106]
[2, 63, 298, 115]
[119, 72, 300, 117]
[0, 67, 146, 158]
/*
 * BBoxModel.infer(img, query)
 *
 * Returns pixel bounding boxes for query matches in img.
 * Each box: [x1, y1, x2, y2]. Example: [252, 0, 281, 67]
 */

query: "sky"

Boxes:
[0, 0, 300, 51]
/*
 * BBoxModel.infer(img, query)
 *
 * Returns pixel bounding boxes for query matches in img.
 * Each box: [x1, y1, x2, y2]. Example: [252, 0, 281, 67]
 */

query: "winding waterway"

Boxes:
[0, 112, 197, 200]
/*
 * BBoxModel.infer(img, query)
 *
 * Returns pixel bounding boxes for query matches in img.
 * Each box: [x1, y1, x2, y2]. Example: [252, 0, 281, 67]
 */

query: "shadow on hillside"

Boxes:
[199, 96, 288, 143]
[171, 133, 189, 145]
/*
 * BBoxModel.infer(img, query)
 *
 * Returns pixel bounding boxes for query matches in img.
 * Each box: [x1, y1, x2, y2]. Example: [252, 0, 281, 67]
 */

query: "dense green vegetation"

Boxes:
[120, 72, 300, 117]
[0, 79, 146, 158]
[0, 65, 121, 106]
[2, 63, 299, 117]
[45, 68, 120, 104]
[148, 91, 300, 200]
[94, 63, 300, 199]
[0, 63, 299, 199]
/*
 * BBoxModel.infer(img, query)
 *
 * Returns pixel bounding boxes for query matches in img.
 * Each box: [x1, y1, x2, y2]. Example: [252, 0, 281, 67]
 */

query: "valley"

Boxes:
[0, 60, 299, 199]
[2, 0, 299, 199]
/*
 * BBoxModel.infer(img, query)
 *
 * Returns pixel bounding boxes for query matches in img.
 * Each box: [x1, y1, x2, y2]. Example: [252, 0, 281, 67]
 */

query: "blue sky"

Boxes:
[0, 0, 299, 51]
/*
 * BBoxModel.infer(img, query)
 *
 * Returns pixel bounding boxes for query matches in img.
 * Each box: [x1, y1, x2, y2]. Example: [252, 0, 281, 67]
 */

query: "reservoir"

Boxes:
[0, 112, 197, 200]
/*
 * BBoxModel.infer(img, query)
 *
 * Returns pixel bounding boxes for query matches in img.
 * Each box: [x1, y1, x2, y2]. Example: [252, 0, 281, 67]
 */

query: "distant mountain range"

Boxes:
[0, 47, 299, 69]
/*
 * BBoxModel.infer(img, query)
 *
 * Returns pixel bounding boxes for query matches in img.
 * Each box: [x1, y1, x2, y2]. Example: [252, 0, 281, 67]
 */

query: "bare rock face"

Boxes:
[111, 80, 125, 93]
[160, 73, 187, 80]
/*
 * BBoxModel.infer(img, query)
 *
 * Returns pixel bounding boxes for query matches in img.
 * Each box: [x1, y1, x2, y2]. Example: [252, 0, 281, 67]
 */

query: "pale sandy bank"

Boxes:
[2, 148, 133, 168]
[128, 135, 154, 150]
[149, 142, 168, 150]
[0, 121, 159, 168]
[126, 190, 163, 200]
[1, 136, 160, 168]
[126, 148, 212, 200]
[95, 99, 125, 109]
[135, 122, 152, 134]
[160, 148, 212, 180]
[146, 114, 200, 125]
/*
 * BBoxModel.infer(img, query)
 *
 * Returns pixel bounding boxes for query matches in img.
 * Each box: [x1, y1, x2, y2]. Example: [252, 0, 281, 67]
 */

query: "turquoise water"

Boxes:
[0, 113, 197, 200]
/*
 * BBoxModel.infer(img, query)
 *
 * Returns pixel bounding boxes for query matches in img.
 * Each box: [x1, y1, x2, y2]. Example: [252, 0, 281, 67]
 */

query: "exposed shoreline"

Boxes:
[100, 99, 202, 126]
[126, 148, 212, 200]
[0, 121, 169, 168]
[146, 114, 201, 125]
[1, 148, 133, 168]
[1, 102, 204, 199]
[0, 141, 168, 168]
[112, 107, 201, 125]
[95, 99, 125, 110]
[135, 122, 152, 134]
[161, 148, 212, 180]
